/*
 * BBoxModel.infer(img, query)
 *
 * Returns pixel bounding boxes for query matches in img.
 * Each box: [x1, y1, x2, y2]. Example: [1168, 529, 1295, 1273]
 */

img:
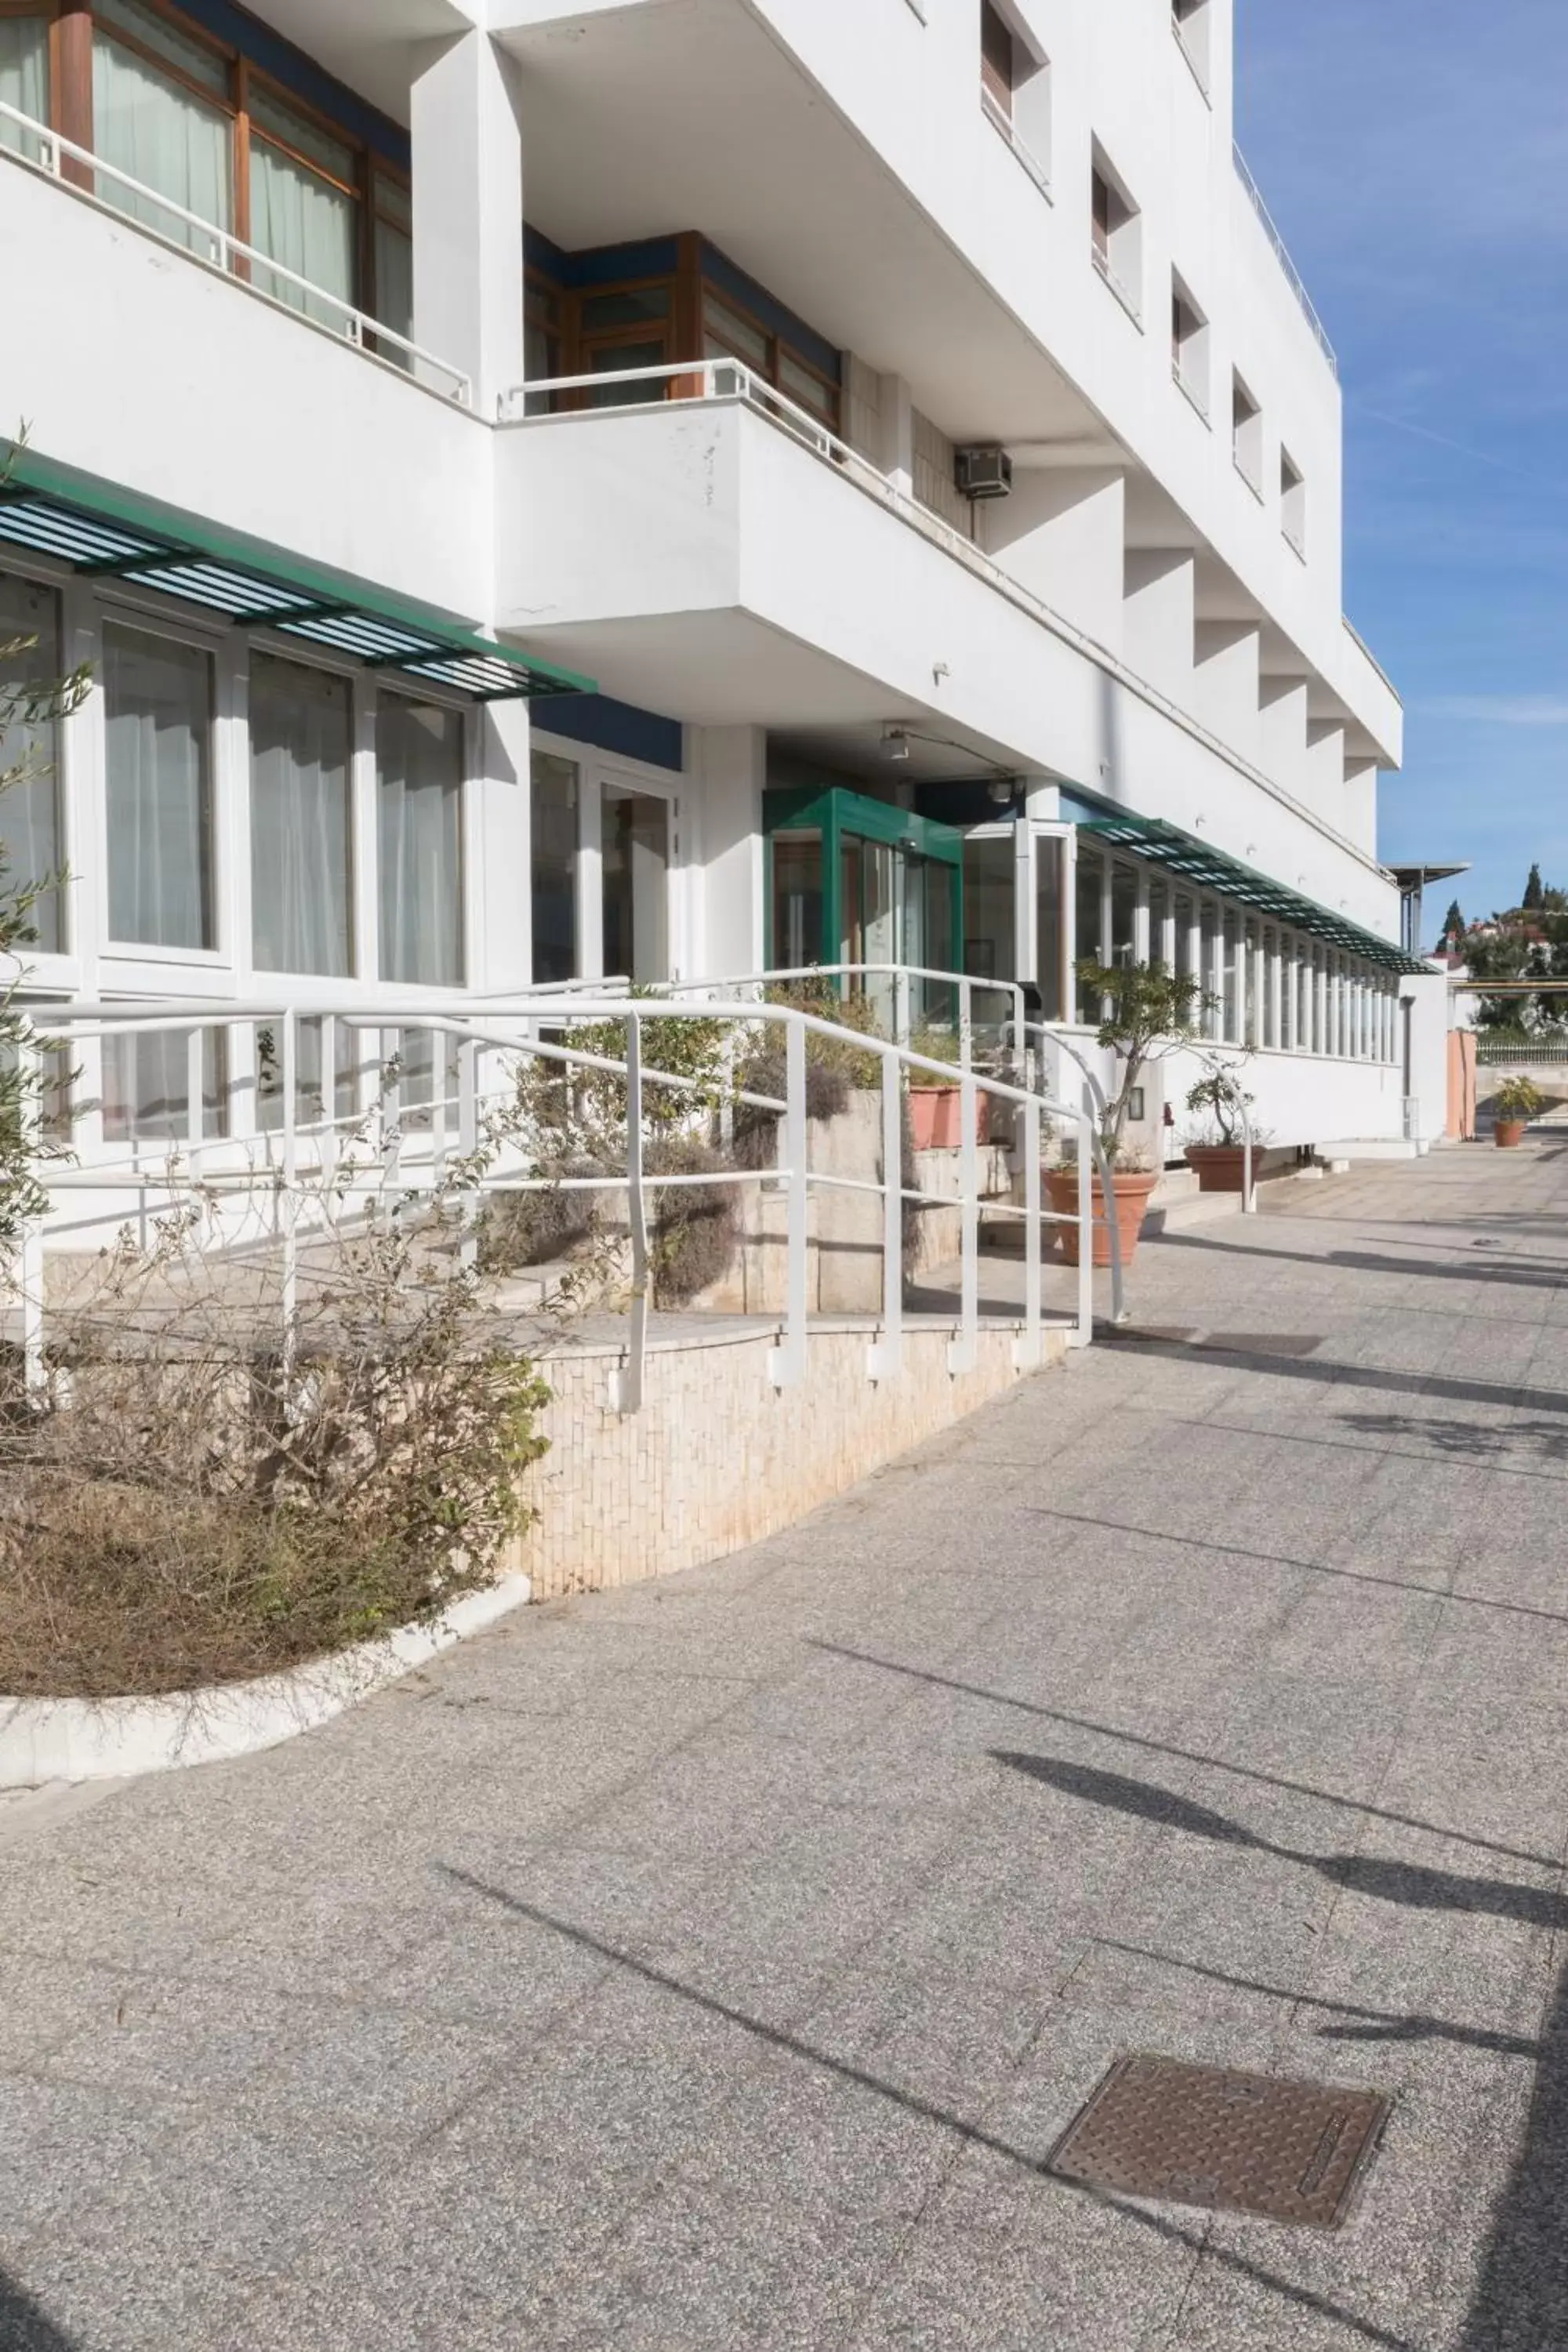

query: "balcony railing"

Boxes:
[502, 358, 1385, 876]
[1232, 141, 1338, 378]
[0, 98, 470, 406]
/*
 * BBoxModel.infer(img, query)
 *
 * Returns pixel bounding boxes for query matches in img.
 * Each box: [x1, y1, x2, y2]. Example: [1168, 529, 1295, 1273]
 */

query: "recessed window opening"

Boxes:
[1281, 447, 1307, 557]
[1091, 147, 1142, 321]
[978, 1, 1052, 186]
[1172, 0, 1211, 92]
[980, 0, 1015, 120]
[1232, 371, 1263, 495]
[1171, 272, 1209, 417]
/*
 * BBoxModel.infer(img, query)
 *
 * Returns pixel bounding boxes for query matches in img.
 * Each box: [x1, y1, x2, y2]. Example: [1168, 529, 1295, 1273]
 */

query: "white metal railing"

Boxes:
[500, 358, 1387, 879]
[6, 989, 1123, 1412]
[1232, 141, 1338, 377]
[0, 99, 470, 406]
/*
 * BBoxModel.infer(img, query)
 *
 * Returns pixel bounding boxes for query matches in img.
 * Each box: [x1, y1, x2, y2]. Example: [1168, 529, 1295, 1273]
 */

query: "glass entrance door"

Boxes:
[603, 785, 670, 982]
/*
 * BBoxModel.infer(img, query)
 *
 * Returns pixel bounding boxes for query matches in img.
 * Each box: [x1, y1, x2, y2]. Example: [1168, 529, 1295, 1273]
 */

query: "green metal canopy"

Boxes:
[1077, 811, 1429, 975]
[0, 443, 594, 704]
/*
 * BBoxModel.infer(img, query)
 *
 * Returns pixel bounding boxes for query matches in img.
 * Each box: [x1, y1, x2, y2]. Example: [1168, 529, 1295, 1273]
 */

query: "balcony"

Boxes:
[0, 101, 488, 624]
[495, 361, 1395, 859]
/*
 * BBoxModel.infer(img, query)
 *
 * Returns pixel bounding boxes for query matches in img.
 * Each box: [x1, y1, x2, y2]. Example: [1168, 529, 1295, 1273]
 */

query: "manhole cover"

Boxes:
[1047, 2054, 1389, 2229]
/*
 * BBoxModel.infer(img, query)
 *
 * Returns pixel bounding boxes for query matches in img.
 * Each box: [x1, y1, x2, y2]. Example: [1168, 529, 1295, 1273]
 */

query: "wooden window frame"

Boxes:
[698, 271, 840, 430]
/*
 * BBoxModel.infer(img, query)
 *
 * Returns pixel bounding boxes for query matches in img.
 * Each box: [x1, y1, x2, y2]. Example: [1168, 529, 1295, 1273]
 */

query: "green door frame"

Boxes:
[763, 786, 964, 984]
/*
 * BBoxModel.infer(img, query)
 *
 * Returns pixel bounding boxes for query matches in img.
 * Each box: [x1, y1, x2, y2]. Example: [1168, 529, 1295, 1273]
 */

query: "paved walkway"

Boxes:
[5, 1142, 1568, 2350]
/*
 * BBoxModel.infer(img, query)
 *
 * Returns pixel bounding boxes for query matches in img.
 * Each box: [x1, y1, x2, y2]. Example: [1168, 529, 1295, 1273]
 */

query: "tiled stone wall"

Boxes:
[515, 1319, 1066, 1599]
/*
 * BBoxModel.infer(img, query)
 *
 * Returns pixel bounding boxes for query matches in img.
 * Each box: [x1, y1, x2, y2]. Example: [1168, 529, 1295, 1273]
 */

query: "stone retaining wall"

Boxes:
[515, 1318, 1066, 1598]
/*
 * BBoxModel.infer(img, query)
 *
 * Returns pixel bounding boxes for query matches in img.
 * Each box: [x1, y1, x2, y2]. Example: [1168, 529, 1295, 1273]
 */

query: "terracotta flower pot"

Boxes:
[909, 1086, 989, 1152]
[1494, 1119, 1526, 1149]
[1045, 1165, 1160, 1268]
[1184, 1142, 1250, 1193]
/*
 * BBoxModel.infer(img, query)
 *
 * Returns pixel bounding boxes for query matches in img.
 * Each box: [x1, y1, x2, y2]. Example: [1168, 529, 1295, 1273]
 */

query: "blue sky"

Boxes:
[1233, 0, 1568, 937]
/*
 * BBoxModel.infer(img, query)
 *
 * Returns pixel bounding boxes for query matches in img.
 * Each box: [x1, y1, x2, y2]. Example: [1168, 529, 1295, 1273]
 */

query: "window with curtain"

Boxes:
[249, 82, 357, 331]
[103, 1027, 225, 1142]
[0, 570, 64, 953]
[530, 750, 578, 983]
[92, 0, 232, 254]
[372, 169, 412, 355]
[0, 11, 49, 160]
[103, 622, 213, 951]
[377, 695, 462, 985]
[249, 654, 352, 975]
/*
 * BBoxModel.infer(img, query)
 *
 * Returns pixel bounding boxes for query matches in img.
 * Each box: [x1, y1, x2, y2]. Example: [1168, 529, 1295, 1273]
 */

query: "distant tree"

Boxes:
[1523, 862, 1544, 910]
[1438, 897, 1465, 948]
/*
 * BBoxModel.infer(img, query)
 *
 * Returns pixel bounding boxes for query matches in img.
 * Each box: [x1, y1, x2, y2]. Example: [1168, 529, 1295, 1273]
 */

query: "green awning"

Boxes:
[0, 443, 593, 704]
[1077, 811, 1429, 975]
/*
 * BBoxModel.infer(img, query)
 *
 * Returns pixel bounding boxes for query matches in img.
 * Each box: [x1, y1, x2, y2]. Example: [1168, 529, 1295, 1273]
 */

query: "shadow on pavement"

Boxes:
[1091, 1939, 1541, 2060]
[1105, 1322, 1568, 1422]
[814, 1641, 1563, 1871]
[993, 1753, 1567, 1933]
[1157, 1230, 1568, 1296]
[0, 2270, 78, 2350]
[1460, 1955, 1568, 2348]
[442, 1867, 1417, 2352]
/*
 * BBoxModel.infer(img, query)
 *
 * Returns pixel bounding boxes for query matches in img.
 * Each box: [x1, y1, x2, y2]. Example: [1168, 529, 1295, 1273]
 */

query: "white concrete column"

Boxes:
[474, 699, 532, 991]
[411, 31, 526, 416]
[691, 725, 768, 980]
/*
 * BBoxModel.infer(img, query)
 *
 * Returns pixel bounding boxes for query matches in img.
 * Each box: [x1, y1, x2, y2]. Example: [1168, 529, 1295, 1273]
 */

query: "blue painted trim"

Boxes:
[169, 0, 409, 168]
[532, 693, 684, 775]
[699, 241, 840, 384]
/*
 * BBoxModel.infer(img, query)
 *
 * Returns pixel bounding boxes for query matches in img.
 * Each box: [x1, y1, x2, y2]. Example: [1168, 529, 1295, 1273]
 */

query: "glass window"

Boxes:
[1173, 891, 1194, 987]
[0, 571, 64, 953]
[963, 832, 1014, 983]
[1075, 848, 1105, 1022]
[1201, 901, 1221, 1039]
[1243, 917, 1258, 1047]
[1279, 935, 1294, 1051]
[93, 0, 233, 253]
[1035, 834, 1063, 1020]
[0, 13, 49, 160]
[587, 341, 668, 407]
[249, 83, 357, 329]
[1147, 876, 1170, 968]
[531, 750, 579, 984]
[103, 622, 213, 950]
[771, 832, 822, 972]
[1221, 909, 1240, 1041]
[778, 353, 837, 426]
[1110, 862, 1138, 966]
[103, 1026, 225, 1142]
[249, 655, 351, 976]
[372, 171, 412, 350]
[377, 695, 462, 985]
[703, 292, 770, 372]
[603, 786, 669, 985]
[582, 285, 670, 333]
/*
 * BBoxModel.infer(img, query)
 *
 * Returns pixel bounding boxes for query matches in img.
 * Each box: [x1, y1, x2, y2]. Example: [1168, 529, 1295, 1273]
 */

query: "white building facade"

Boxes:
[0, 0, 1438, 1160]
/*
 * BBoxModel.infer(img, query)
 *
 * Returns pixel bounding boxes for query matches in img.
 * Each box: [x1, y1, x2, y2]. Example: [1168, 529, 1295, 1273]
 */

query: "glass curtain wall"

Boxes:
[1075, 847, 1104, 1022]
[1035, 837, 1063, 1019]
[603, 787, 669, 982]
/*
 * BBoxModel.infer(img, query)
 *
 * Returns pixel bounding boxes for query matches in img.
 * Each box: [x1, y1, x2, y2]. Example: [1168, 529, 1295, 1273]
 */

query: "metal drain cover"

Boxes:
[1048, 2054, 1389, 2229]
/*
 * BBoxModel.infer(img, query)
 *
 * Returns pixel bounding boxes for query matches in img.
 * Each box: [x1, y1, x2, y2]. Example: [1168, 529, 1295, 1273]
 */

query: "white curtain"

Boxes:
[103, 626, 212, 951]
[250, 139, 356, 331]
[250, 655, 351, 975]
[377, 696, 462, 986]
[373, 217, 413, 355]
[0, 16, 49, 161]
[0, 572, 61, 952]
[92, 31, 230, 254]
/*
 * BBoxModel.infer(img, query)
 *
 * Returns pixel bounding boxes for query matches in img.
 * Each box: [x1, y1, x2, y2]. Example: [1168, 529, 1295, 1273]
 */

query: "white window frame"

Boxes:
[531, 729, 685, 986]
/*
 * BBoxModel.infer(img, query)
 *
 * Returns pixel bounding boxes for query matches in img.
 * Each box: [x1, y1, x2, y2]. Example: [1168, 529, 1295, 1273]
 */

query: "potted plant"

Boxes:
[1047, 960, 1207, 1266]
[1494, 1073, 1544, 1148]
[907, 1024, 989, 1151]
[1183, 1054, 1258, 1192]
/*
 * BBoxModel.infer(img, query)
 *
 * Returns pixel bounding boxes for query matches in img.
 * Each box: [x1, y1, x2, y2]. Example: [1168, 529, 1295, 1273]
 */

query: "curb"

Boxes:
[0, 1573, 532, 1790]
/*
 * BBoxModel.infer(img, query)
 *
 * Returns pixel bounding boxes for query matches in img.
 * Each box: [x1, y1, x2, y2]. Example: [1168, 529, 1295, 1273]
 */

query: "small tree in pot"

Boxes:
[1047, 960, 1207, 1266]
[1493, 1073, 1544, 1149]
[1183, 1054, 1258, 1192]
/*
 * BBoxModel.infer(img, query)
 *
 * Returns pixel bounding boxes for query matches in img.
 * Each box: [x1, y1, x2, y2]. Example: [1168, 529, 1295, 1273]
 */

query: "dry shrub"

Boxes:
[0, 1197, 550, 1700]
[648, 1134, 739, 1305]
[476, 1154, 607, 1272]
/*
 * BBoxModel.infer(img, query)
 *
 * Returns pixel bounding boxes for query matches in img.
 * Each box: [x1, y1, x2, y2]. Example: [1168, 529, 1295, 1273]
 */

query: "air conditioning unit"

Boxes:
[955, 445, 1014, 499]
